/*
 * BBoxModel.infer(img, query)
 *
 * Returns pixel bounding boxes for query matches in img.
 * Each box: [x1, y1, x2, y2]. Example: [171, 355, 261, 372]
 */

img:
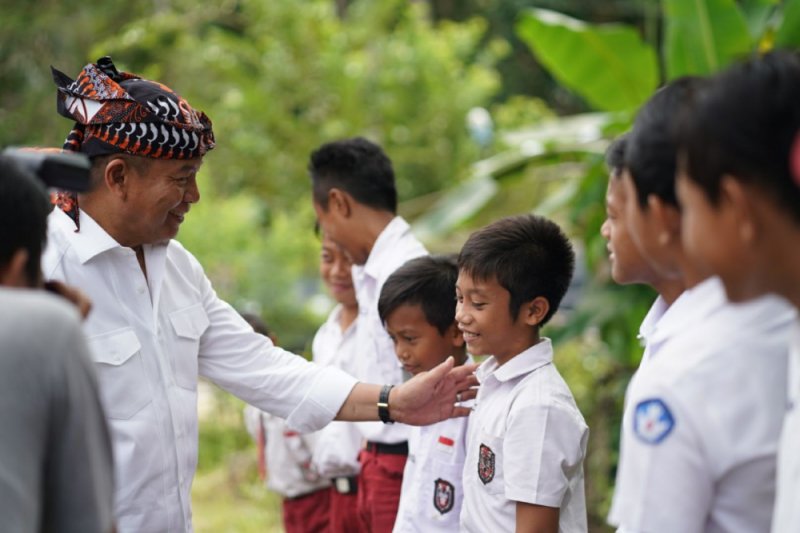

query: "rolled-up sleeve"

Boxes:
[194, 262, 358, 433]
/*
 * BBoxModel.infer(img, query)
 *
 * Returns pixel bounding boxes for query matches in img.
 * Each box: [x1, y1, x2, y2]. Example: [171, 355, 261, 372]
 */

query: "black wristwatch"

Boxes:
[377, 384, 395, 424]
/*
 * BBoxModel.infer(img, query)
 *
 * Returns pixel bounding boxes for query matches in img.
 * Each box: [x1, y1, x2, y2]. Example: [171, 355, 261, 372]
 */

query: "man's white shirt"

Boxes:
[351, 216, 427, 443]
[609, 277, 795, 533]
[460, 340, 589, 533]
[772, 319, 800, 533]
[42, 209, 358, 532]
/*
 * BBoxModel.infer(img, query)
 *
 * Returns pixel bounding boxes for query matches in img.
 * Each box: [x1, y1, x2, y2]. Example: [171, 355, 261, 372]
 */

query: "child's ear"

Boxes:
[328, 188, 352, 219]
[719, 175, 756, 244]
[521, 296, 550, 327]
[647, 194, 681, 246]
[447, 322, 465, 347]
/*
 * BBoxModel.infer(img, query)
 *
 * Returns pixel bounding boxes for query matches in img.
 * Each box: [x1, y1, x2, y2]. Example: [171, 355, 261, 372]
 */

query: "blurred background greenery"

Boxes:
[3, 0, 798, 530]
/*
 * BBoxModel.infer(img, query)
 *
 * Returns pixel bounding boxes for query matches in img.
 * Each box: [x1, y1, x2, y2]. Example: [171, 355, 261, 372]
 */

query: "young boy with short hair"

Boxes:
[456, 214, 589, 532]
[377, 255, 469, 532]
[674, 49, 800, 533]
[609, 75, 796, 532]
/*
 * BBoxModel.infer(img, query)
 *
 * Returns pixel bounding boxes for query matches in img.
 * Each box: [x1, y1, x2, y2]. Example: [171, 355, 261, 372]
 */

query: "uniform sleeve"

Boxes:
[608, 387, 712, 533]
[45, 310, 115, 533]
[311, 421, 362, 478]
[193, 262, 358, 433]
[503, 401, 588, 507]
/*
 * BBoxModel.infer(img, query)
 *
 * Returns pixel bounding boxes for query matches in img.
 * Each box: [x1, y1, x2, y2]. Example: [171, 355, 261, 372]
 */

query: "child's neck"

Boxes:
[493, 331, 542, 367]
[339, 303, 358, 332]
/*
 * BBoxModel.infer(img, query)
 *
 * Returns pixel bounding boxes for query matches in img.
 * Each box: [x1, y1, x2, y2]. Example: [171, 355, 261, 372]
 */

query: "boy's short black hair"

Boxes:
[606, 135, 627, 176]
[309, 137, 398, 214]
[0, 155, 51, 286]
[458, 214, 575, 326]
[679, 50, 800, 224]
[626, 76, 704, 209]
[378, 255, 458, 335]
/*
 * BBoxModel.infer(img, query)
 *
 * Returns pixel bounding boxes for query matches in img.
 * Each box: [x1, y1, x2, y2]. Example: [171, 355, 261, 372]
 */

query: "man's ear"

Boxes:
[0, 249, 31, 288]
[447, 322, 465, 348]
[719, 175, 757, 245]
[521, 296, 550, 327]
[328, 188, 352, 219]
[103, 157, 131, 199]
[647, 194, 681, 246]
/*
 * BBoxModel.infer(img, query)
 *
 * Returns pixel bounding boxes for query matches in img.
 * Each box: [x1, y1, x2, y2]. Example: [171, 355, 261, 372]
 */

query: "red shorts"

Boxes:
[356, 443, 408, 533]
[329, 482, 363, 533]
[283, 487, 331, 533]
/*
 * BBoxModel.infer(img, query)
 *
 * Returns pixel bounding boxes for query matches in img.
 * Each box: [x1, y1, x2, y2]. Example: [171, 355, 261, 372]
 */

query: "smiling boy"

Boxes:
[456, 214, 588, 533]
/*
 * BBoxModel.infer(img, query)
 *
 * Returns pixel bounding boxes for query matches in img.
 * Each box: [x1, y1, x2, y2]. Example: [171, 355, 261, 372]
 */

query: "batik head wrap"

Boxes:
[51, 56, 215, 226]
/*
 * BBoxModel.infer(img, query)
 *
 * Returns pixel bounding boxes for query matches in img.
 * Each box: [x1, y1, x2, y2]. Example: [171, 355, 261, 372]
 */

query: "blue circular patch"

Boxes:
[633, 398, 675, 445]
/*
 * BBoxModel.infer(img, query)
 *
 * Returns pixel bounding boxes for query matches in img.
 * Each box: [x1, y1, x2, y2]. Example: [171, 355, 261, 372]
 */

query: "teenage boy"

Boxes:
[309, 137, 429, 532]
[609, 76, 796, 532]
[600, 135, 685, 362]
[377, 255, 469, 532]
[311, 233, 363, 532]
[456, 214, 589, 532]
[674, 49, 800, 533]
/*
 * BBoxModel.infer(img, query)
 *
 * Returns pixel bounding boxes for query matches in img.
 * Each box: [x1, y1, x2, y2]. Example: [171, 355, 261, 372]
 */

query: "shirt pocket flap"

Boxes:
[88, 328, 142, 366]
[169, 304, 210, 340]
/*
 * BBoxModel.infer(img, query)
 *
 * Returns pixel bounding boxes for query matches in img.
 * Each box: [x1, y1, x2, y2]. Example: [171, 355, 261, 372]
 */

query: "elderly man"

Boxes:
[43, 57, 477, 532]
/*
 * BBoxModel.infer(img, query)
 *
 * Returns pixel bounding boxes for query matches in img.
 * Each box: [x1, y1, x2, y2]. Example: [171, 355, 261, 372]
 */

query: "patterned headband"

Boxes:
[52, 56, 215, 160]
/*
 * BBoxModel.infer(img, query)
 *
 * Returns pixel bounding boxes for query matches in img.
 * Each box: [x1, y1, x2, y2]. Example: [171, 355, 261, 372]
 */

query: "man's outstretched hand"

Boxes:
[389, 356, 479, 425]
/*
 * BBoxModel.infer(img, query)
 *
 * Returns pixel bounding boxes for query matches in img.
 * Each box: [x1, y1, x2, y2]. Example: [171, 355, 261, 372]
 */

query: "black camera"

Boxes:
[1, 147, 91, 192]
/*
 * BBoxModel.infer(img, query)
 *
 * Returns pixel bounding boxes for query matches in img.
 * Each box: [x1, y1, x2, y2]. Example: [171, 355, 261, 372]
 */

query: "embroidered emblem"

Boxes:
[433, 478, 455, 514]
[634, 398, 675, 444]
[478, 443, 495, 484]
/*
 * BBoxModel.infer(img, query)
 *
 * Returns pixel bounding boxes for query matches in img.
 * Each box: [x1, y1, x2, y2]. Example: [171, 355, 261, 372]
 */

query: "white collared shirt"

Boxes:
[393, 357, 474, 533]
[772, 319, 800, 533]
[352, 216, 427, 443]
[609, 277, 795, 533]
[460, 340, 589, 533]
[637, 295, 669, 365]
[311, 305, 363, 478]
[42, 209, 358, 533]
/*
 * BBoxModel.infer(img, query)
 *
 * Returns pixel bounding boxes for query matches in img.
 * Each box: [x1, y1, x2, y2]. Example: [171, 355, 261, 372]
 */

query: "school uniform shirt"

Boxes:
[243, 406, 331, 498]
[609, 277, 795, 533]
[637, 296, 669, 365]
[352, 216, 427, 444]
[311, 305, 363, 479]
[393, 357, 474, 533]
[42, 208, 359, 533]
[460, 340, 589, 533]
[772, 319, 800, 533]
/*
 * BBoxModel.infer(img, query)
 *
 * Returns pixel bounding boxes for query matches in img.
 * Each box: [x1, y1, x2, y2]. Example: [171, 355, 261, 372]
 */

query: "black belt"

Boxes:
[365, 440, 409, 456]
[332, 475, 358, 495]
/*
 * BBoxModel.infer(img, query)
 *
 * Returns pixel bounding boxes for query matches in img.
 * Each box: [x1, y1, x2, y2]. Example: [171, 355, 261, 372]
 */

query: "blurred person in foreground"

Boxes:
[42, 56, 477, 532]
[0, 153, 114, 533]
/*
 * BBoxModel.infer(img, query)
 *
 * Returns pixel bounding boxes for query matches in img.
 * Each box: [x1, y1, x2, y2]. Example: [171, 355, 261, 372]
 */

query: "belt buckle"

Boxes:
[335, 477, 351, 494]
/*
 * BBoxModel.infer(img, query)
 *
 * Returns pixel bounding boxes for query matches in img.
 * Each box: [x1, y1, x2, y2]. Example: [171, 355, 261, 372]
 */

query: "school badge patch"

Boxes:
[634, 398, 675, 444]
[478, 443, 495, 484]
[433, 478, 455, 514]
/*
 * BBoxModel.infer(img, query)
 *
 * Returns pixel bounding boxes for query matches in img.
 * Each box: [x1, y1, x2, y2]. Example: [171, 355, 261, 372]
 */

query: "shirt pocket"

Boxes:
[419, 459, 464, 523]
[474, 431, 504, 496]
[87, 328, 151, 420]
[168, 304, 209, 391]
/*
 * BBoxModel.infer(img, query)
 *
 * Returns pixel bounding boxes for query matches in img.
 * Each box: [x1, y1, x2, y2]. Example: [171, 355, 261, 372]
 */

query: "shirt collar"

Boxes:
[362, 216, 410, 280]
[51, 208, 121, 264]
[637, 295, 669, 347]
[477, 338, 554, 383]
[649, 276, 726, 345]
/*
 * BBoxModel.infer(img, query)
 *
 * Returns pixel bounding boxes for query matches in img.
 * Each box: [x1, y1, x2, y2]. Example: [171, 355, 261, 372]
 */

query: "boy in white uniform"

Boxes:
[310, 233, 364, 532]
[377, 255, 470, 532]
[456, 215, 589, 533]
[674, 50, 800, 533]
[609, 75, 796, 532]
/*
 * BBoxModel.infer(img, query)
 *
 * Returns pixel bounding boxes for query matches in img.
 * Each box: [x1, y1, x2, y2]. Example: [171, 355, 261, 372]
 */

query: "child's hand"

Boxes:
[390, 356, 479, 425]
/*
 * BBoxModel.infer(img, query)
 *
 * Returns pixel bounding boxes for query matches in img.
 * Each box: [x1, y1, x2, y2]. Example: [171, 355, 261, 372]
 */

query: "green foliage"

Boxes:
[776, 0, 800, 46]
[663, 0, 752, 78]
[517, 8, 659, 112]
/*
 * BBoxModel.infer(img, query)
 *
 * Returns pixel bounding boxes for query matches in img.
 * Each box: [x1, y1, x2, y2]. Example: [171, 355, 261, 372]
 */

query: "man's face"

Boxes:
[313, 197, 366, 265]
[319, 234, 356, 308]
[455, 271, 535, 364]
[601, 172, 660, 285]
[123, 157, 202, 246]
[676, 170, 758, 302]
[385, 303, 461, 375]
